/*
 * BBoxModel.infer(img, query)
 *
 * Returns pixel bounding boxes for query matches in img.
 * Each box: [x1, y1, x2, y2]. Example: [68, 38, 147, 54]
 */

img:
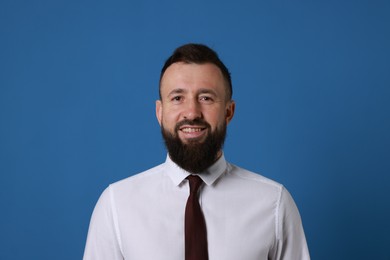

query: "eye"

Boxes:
[171, 96, 183, 102]
[200, 96, 214, 102]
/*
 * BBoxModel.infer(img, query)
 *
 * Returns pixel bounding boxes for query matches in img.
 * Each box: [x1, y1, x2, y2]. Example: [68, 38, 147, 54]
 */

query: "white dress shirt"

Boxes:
[83, 154, 310, 260]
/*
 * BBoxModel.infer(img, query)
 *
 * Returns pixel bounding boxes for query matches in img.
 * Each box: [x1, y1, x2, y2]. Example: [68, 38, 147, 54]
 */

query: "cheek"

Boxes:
[207, 111, 227, 130]
[161, 110, 179, 129]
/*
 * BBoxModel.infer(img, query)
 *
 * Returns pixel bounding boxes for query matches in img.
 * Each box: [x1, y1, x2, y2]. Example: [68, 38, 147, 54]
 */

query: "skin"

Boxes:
[156, 62, 235, 157]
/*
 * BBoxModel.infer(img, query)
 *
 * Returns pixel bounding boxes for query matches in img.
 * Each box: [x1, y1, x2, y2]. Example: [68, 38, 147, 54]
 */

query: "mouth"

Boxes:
[179, 125, 207, 140]
[180, 127, 206, 133]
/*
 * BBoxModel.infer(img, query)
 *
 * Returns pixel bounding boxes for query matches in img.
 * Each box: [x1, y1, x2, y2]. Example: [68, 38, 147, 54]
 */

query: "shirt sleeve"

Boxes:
[271, 187, 310, 260]
[83, 186, 124, 260]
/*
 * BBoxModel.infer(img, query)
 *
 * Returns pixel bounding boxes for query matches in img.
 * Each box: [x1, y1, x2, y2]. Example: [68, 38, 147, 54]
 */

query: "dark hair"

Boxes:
[159, 43, 232, 100]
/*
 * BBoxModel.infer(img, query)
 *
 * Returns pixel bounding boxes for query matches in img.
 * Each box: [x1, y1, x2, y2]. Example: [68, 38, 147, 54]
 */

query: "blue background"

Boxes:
[1, 0, 389, 259]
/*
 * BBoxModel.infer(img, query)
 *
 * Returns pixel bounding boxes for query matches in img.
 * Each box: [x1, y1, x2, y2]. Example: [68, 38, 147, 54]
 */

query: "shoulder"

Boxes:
[227, 162, 301, 209]
[106, 163, 166, 195]
[226, 163, 304, 233]
[225, 163, 284, 194]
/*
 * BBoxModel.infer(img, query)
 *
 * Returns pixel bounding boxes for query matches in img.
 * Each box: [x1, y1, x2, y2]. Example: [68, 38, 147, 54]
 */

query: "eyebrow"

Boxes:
[167, 88, 186, 97]
[197, 88, 217, 96]
[168, 88, 217, 96]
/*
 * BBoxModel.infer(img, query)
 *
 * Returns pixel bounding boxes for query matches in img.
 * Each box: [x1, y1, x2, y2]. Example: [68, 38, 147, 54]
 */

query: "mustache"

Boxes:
[174, 119, 211, 132]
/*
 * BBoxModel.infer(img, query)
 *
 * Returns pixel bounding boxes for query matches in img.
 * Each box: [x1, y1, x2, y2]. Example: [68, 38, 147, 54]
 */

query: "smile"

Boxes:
[178, 125, 208, 141]
[181, 127, 205, 133]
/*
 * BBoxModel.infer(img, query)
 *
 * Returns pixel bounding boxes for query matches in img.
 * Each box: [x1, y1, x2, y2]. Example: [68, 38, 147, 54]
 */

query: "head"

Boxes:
[156, 43, 235, 173]
[159, 43, 233, 101]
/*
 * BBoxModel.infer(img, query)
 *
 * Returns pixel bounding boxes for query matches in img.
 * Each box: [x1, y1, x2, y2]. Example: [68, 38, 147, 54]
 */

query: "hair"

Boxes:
[159, 43, 232, 101]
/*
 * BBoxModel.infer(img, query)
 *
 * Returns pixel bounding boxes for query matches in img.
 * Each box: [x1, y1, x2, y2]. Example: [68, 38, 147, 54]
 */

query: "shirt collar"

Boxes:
[165, 153, 227, 187]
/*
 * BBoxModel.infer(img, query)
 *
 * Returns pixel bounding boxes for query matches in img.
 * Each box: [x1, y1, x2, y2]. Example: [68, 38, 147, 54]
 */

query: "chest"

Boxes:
[115, 189, 276, 260]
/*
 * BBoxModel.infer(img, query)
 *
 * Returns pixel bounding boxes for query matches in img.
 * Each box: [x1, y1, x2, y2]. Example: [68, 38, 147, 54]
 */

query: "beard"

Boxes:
[161, 118, 227, 174]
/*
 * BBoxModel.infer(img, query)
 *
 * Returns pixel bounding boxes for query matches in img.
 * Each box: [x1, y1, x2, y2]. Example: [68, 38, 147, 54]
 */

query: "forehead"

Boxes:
[160, 62, 227, 95]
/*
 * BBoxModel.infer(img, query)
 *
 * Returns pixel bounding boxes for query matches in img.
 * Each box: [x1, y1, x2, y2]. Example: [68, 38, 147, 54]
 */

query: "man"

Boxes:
[83, 43, 310, 259]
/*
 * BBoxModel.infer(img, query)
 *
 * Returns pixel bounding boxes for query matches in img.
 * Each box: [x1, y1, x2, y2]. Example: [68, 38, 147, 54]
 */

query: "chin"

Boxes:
[180, 136, 207, 145]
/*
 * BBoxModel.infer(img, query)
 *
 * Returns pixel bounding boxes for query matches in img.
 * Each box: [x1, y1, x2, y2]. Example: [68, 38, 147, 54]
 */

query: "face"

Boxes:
[156, 62, 235, 172]
[156, 62, 235, 144]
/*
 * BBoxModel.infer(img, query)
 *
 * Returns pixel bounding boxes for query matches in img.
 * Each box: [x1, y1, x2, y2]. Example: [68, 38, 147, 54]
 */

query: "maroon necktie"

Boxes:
[185, 175, 209, 260]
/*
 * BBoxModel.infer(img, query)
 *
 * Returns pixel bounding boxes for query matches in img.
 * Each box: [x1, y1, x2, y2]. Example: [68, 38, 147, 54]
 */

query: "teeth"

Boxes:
[182, 128, 202, 133]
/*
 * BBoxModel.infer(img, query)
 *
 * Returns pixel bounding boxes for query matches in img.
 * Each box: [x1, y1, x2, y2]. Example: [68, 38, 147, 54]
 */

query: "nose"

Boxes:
[182, 99, 202, 120]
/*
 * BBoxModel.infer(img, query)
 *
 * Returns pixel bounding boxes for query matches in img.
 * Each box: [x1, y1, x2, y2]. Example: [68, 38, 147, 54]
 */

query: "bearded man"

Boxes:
[84, 43, 310, 260]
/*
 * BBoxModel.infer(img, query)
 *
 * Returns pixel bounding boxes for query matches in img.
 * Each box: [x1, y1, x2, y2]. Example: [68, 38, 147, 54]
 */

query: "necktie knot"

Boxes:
[187, 175, 203, 195]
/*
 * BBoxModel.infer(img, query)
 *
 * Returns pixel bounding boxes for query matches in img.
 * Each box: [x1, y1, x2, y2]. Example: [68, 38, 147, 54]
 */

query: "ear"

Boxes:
[156, 100, 162, 126]
[225, 100, 235, 125]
